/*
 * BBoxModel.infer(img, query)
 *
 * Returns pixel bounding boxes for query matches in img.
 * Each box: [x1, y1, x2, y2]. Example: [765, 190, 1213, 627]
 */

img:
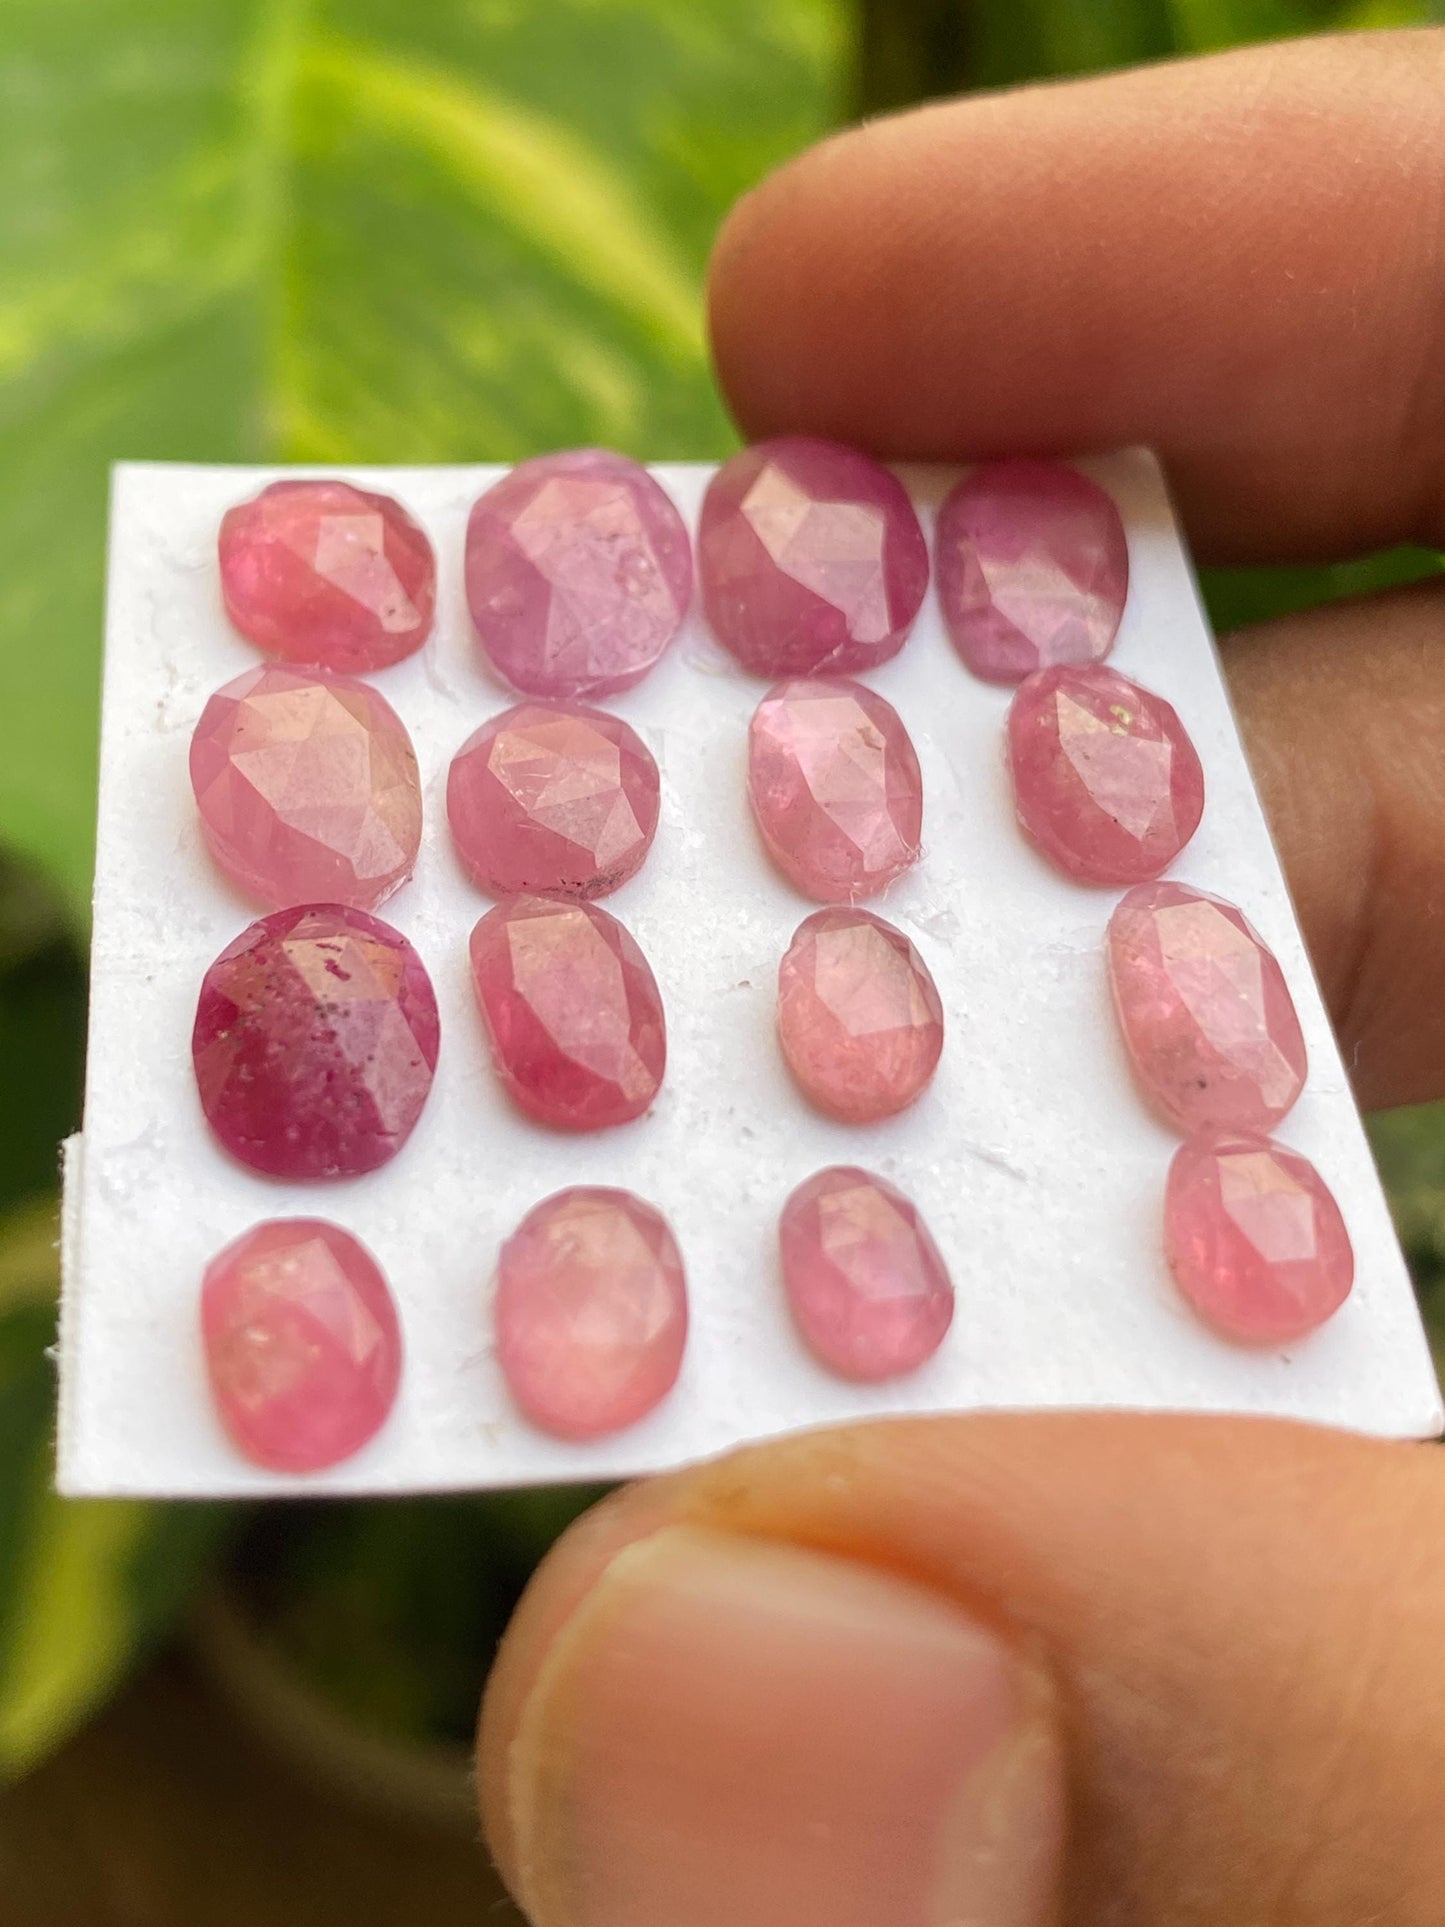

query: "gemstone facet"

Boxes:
[699, 437, 929, 676]
[219, 479, 435, 673]
[936, 460, 1129, 683]
[193, 905, 440, 1179]
[779, 1167, 954, 1381]
[1008, 663, 1204, 884]
[469, 895, 665, 1130]
[778, 909, 943, 1122]
[495, 1186, 688, 1440]
[748, 677, 923, 903]
[465, 450, 692, 697]
[1164, 1133, 1353, 1344]
[1109, 882, 1308, 1133]
[202, 1219, 402, 1472]
[447, 700, 660, 899]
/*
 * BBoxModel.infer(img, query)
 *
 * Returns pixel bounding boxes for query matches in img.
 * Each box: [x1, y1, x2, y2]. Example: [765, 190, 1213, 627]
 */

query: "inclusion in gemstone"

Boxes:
[936, 460, 1129, 683]
[1109, 882, 1307, 1134]
[698, 437, 929, 677]
[190, 664, 422, 911]
[1164, 1132, 1353, 1344]
[469, 895, 665, 1130]
[779, 1167, 954, 1382]
[1008, 663, 1204, 885]
[465, 450, 692, 698]
[202, 1218, 403, 1472]
[748, 677, 923, 903]
[779, 909, 943, 1122]
[495, 1186, 688, 1440]
[219, 479, 435, 673]
[193, 905, 440, 1179]
[447, 700, 660, 899]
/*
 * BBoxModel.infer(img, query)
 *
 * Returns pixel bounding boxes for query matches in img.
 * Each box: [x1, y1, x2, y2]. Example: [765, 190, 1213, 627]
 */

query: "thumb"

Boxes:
[476, 1413, 1445, 1926]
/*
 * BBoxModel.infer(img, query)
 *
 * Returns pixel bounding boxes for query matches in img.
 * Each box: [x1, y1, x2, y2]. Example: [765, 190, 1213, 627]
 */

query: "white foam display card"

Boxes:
[57, 453, 1442, 1498]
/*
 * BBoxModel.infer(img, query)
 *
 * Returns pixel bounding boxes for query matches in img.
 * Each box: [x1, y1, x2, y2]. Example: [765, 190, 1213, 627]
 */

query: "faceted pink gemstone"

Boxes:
[447, 700, 660, 899]
[469, 895, 665, 1130]
[699, 437, 929, 676]
[465, 450, 692, 697]
[1109, 882, 1308, 1133]
[1008, 664, 1204, 884]
[778, 909, 943, 1122]
[1165, 1133, 1353, 1344]
[219, 479, 435, 673]
[193, 905, 440, 1178]
[201, 1219, 402, 1472]
[495, 1186, 687, 1439]
[190, 665, 422, 911]
[779, 1167, 954, 1382]
[936, 460, 1129, 683]
[749, 678, 923, 903]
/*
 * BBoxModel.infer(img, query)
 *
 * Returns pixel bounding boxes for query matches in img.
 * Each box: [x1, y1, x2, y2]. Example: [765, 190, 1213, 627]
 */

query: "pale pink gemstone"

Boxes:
[779, 909, 943, 1122]
[937, 460, 1129, 683]
[1008, 664, 1204, 884]
[699, 438, 929, 676]
[465, 450, 692, 697]
[190, 665, 422, 911]
[1165, 1133, 1353, 1344]
[1109, 882, 1307, 1133]
[201, 1219, 402, 1472]
[779, 1167, 953, 1381]
[495, 1187, 687, 1439]
[749, 678, 923, 903]
[219, 479, 435, 673]
[447, 700, 660, 899]
[469, 895, 665, 1130]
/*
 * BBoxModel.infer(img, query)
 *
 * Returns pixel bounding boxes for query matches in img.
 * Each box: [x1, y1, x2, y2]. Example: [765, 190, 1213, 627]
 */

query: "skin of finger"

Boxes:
[479, 1414, 1445, 1925]
[708, 31, 1445, 563]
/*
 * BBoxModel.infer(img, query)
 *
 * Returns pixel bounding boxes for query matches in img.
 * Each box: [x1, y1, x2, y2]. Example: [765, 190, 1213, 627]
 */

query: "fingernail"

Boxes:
[504, 1525, 1064, 1927]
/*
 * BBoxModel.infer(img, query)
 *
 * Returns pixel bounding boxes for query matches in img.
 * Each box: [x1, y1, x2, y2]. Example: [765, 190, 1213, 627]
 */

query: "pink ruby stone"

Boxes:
[193, 905, 440, 1178]
[190, 665, 422, 911]
[779, 1167, 954, 1382]
[779, 909, 943, 1122]
[937, 460, 1129, 683]
[699, 437, 929, 677]
[465, 450, 692, 697]
[1008, 663, 1204, 884]
[749, 677, 923, 903]
[447, 700, 660, 899]
[469, 895, 665, 1130]
[202, 1219, 402, 1472]
[495, 1186, 687, 1440]
[1165, 1132, 1353, 1344]
[219, 478, 435, 673]
[1109, 882, 1308, 1133]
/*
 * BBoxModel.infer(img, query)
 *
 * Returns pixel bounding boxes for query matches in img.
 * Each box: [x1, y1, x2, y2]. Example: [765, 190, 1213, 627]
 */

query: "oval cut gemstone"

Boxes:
[193, 905, 440, 1179]
[779, 1167, 954, 1382]
[495, 1186, 687, 1439]
[190, 664, 422, 911]
[936, 461, 1129, 683]
[465, 450, 692, 698]
[201, 1218, 402, 1472]
[1165, 1132, 1353, 1344]
[779, 909, 943, 1122]
[447, 700, 660, 899]
[219, 478, 435, 673]
[699, 437, 929, 677]
[1109, 882, 1307, 1133]
[1008, 663, 1204, 884]
[749, 677, 923, 902]
[469, 895, 666, 1130]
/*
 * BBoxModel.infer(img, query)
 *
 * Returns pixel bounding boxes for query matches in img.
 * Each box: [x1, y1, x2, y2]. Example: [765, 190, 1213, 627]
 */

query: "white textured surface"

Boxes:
[57, 453, 1442, 1497]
